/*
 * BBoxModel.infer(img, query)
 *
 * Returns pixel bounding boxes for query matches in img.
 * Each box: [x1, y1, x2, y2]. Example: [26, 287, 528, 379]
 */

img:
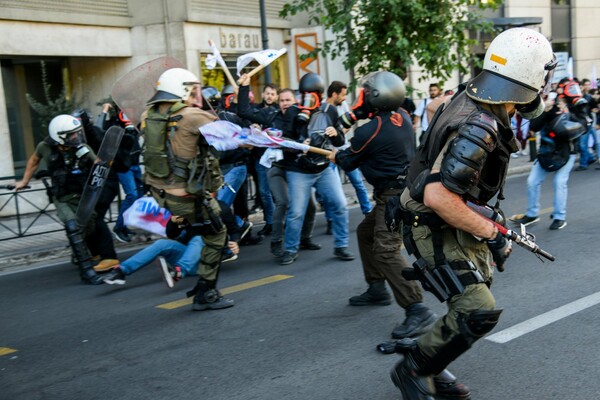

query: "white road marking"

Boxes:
[486, 291, 600, 343]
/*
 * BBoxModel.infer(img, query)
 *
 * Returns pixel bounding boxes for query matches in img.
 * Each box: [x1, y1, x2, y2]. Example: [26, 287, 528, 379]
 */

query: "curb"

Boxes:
[1, 163, 533, 272]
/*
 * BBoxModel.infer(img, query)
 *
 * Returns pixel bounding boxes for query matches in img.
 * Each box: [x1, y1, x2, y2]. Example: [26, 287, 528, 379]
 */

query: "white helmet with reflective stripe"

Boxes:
[147, 68, 201, 105]
[48, 114, 85, 147]
[466, 28, 556, 106]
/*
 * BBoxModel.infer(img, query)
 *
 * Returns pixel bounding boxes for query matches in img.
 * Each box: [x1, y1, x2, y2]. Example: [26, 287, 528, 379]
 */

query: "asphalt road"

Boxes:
[2, 168, 600, 400]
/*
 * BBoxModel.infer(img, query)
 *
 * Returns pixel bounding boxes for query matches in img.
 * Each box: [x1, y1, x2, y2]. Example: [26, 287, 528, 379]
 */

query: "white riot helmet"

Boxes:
[48, 114, 85, 147]
[147, 68, 201, 105]
[466, 28, 557, 116]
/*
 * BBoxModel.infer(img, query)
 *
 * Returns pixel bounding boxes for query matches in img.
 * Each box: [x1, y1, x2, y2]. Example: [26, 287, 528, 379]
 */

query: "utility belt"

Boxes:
[374, 175, 406, 197]
[150, 186, 195, 203]
[400, 206, 485, 303]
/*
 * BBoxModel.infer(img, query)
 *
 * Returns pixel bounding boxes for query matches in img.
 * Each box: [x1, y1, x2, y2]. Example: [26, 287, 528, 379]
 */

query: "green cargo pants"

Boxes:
[152, 192, 226, 282]
[410, 224, 497, 358]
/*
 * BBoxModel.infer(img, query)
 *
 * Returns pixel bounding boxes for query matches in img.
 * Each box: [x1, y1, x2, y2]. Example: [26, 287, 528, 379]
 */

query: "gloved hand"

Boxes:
[353, 104, 371, 120]
[486, 231, 512, 272]
[384, 195, 403, 233]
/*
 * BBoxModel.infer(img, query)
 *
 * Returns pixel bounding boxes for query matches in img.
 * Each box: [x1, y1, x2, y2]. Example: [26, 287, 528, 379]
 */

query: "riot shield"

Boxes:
[111, 57, 185, 127]
[75, 126, 125, 228]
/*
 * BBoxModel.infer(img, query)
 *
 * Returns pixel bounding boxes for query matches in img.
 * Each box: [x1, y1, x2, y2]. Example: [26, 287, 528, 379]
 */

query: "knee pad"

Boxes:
[459, 309, 503, 341]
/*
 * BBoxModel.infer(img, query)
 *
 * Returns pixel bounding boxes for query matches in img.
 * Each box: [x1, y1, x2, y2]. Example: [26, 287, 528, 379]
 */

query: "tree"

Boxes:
[26, 61, 86, 129]
[280, 0, 502, 85]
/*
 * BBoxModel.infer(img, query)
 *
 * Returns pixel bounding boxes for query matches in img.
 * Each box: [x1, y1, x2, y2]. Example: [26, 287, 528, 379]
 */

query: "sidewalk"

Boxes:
[0, 155, 534, 274]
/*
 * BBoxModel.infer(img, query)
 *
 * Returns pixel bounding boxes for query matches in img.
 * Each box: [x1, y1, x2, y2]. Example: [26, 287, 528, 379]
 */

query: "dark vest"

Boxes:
[407, 91, 517, 203]
[46, 141, 92, 199]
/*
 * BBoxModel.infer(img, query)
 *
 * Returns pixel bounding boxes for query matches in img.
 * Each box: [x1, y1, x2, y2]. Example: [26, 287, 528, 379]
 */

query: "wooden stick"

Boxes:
[208, 39, 238, 90]
[306, 146, 332, 157]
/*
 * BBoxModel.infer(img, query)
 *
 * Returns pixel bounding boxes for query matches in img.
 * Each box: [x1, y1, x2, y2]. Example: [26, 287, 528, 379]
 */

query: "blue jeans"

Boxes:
[526, 155, 576, 221]
[325, 164, 372, 216]
[115, 165, 143, 230]
[217, 165, 247, 207]
[256, 160, 274, 224]
[578, 125, 596, 167]
[119, 236, 204, 277]
[285, 168, 348, 252]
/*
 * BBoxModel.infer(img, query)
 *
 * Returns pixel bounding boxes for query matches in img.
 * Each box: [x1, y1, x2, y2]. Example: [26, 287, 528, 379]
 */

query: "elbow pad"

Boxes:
[440, 113, 498, 194]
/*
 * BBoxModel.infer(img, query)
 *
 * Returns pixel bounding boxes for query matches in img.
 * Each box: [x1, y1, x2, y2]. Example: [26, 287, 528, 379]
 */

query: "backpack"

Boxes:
[142, 103, 223, 194]
[142, 102, 187, 179]
[537, 113, 582, 172]
[297, 104, 334, 173]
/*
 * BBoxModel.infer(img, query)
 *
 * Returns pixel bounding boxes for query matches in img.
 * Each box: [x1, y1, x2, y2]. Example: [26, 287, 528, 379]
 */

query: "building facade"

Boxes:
[0, 0, 598, 186]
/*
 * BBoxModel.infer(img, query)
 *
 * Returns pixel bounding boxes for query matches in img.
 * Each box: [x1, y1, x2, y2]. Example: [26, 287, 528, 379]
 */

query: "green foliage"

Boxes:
[280, 0, 501, 85]
[25, 61, 86, 129]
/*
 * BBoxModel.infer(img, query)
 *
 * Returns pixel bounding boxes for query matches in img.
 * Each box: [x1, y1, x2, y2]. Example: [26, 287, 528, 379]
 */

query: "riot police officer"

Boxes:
[390, 28, 557, 399]
[16, 115, 104, 285]
[329, 71, 436, 338]
[142, 68, 233, 311]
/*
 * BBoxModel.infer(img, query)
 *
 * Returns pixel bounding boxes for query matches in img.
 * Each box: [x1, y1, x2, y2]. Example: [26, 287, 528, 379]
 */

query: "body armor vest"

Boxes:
[46, 141, 91, 199]
[406, 91, 516, 203]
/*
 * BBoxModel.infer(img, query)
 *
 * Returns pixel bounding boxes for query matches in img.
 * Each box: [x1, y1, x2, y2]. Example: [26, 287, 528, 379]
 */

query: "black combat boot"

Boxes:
[386, 338, 471, 400]
[348, 281, 392, 306]
[390, 344, 436, 400]
[65, 219, 104, 285]
[392, 302, 437, 339]
[191, 279, 235, 311]
[433, 369, 471, 400]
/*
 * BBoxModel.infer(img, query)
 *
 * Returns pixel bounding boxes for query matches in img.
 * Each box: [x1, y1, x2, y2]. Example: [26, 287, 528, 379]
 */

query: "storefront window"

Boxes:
[1, 58, 65, 177]
[199, 53, 288, 107]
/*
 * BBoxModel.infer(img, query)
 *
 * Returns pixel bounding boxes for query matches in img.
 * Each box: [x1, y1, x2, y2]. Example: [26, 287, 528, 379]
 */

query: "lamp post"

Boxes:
[259, 0, 272, 84]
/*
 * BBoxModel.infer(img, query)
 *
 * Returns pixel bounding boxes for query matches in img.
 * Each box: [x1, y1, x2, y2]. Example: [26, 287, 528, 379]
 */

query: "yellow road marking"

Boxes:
[156, 274, 294, 310]
[0, 347, 17, 356]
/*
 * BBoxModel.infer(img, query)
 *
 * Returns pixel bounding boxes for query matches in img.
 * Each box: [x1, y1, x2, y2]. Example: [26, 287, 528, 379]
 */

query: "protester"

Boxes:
[236, 76, 319, 259]
[511, 90, 585, 230]
[322, 80, 373, 231]
[275, 72, 353, 265]
[103, 201, 244, 286]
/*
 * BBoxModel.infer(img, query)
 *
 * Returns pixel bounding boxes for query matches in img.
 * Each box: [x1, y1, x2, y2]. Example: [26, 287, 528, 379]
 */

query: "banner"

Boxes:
[199, 120, 309, 152]
[123, 196, 171, 237]
[236, 48, 287, 76]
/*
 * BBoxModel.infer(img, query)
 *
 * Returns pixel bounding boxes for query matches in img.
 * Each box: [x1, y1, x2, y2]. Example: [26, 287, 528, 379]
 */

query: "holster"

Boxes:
[402, 258, 485, 303]
[190, 198, 223, 236]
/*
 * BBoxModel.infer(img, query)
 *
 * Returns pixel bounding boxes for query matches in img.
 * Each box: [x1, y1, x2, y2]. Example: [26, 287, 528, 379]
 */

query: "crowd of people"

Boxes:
[13, 26, 600, 399]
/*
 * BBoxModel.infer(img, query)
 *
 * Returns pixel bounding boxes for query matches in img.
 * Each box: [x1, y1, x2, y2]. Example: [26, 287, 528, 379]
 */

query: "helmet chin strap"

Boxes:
[517, 95, 545, 120]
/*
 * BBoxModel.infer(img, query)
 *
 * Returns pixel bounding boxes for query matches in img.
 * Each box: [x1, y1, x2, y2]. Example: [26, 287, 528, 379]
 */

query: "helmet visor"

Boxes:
[299, 93, 320, 111]
[541, 54, 558, 94]
[563, 81, 583, 98]
[61, 129, 85, 147]
[351, 89, 366, 111]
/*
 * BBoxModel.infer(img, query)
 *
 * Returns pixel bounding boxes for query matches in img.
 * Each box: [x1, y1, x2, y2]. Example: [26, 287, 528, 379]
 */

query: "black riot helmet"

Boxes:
[359, 71, 406, 112]
[222, 84, 235, 97]
[299, 73, 325, 95]
[201, 86, 221, 110]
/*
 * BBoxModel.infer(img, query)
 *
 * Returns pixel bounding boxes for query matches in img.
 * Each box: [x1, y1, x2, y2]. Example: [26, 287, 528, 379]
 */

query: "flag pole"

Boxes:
[208, 39, 238, 90]
[236, 50, 286, 84]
